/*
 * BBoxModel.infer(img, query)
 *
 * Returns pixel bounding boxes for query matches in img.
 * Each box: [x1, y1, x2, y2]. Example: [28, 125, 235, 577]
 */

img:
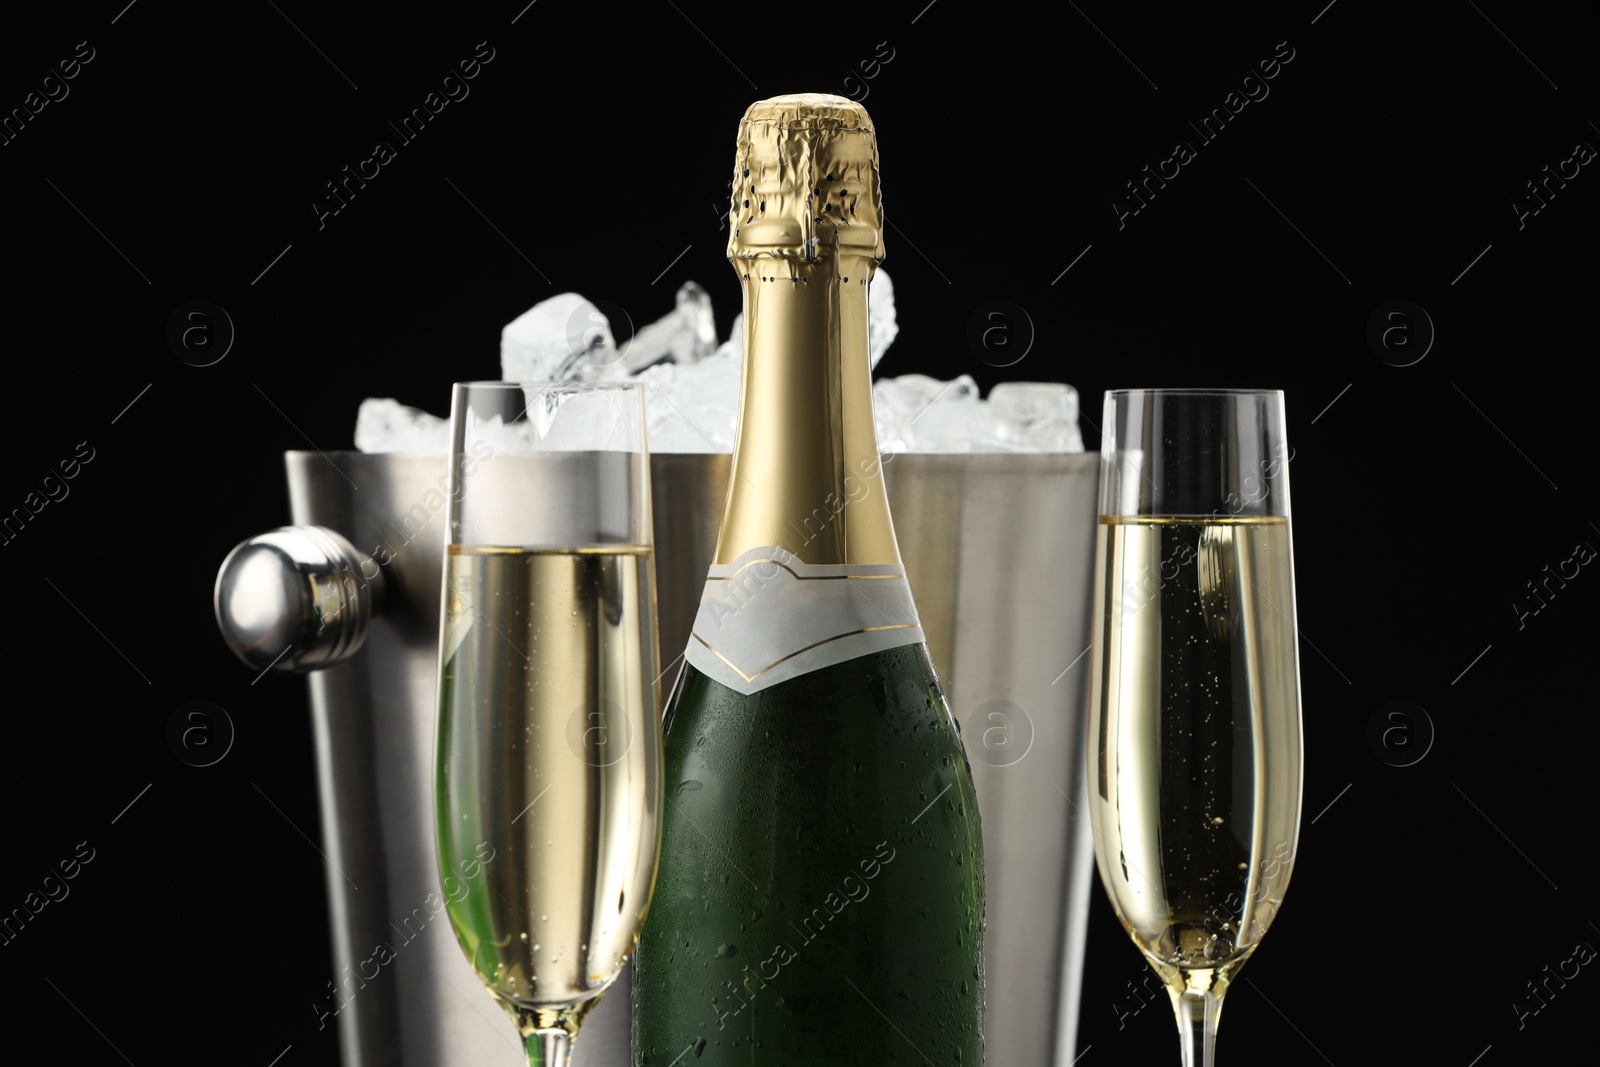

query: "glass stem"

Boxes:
[1171, 989, 1221, 1067]
[523, 1029, 572, 1067]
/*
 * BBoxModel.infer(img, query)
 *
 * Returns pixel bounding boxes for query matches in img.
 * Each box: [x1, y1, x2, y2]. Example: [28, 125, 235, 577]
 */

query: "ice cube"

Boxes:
[639, 347, 741, 453]
[478, 273, 1085, 458]
[606, 281, 719, 376]
[354, 397, 449, 452]
[501, 292, 616, 383]
[868, 268, 898, 370]
[674, 348, 741, 449]
[988, 382, 1085, 453]
[867, 375, 1085, 453]
[907, 376, 1006, 453]
[713, 313, 743, 363]
[873, 374, 980, 453]
[524, 386, 640, 452]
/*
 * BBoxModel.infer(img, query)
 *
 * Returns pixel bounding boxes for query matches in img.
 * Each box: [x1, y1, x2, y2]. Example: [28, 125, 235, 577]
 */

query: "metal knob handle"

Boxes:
[214, 525, 387, 673]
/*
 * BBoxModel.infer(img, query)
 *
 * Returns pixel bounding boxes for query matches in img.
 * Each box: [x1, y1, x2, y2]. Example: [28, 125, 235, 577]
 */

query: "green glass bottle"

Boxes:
[631, 94, 985, 1065]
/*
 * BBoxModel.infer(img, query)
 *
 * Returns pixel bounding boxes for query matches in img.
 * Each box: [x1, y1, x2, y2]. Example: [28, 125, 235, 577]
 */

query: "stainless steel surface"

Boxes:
[214, 525, 384, 672]
[239, 449, 1098, 1067]
[648, 452, 729, 670]
[886, 453, 1101, 1067]
[285, 451, 633, 1067]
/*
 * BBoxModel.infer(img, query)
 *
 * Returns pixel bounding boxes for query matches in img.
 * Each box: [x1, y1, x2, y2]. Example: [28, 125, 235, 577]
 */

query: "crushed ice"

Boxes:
[356, 270, 1081, 454]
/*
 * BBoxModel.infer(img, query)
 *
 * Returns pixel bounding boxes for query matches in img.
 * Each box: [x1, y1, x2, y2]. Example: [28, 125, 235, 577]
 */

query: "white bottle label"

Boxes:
[682, 545, 926, 695]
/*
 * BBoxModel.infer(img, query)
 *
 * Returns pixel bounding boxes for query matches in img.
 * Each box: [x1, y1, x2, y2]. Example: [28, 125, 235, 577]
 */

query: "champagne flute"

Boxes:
[434, 381, 664, 1067]
[1086, 389, 1303, 1067]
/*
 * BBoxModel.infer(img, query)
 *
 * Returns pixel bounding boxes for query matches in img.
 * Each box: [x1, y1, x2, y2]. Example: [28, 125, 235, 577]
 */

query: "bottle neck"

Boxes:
[714, 255, 901, 568]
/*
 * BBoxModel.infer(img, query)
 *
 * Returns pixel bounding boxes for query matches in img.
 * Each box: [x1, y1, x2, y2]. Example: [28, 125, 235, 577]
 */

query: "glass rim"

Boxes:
[1105, 387, 1284, 397]
[452, 380, 644, 392]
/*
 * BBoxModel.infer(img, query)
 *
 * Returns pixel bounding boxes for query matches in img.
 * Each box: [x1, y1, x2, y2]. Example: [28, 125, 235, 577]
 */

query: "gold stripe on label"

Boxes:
[706, 558, 905, 581]
[691, 624, 919, 683]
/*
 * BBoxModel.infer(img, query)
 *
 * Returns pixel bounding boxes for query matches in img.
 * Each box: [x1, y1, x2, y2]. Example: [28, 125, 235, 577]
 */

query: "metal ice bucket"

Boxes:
[214, 450, 1099, 1067]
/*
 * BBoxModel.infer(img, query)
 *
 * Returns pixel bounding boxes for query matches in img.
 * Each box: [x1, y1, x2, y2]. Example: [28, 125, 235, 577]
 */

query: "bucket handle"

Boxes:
[214, 525, 386, 673]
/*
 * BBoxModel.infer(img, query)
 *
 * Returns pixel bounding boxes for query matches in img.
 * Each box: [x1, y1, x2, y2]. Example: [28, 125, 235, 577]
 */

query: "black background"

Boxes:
[1, 1, 1592, 1064]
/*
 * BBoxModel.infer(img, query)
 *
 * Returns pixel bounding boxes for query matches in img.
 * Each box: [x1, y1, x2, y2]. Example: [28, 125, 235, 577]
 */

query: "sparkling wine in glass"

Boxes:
[1086, 389, 1304, 1067]
[435, 381, 664, 1067]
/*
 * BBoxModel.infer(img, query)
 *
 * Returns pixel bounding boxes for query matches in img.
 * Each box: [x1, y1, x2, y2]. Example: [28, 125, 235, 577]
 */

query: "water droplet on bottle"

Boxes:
[676, 780, 704, 795]
[715, 943, 738, 958]
[1210, 816, 1224, 825]
[693, 1037, 707, 1058]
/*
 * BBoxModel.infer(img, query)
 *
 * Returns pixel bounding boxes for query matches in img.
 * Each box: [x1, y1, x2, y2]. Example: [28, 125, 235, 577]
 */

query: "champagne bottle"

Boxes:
[632, 94, 985, 1065]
